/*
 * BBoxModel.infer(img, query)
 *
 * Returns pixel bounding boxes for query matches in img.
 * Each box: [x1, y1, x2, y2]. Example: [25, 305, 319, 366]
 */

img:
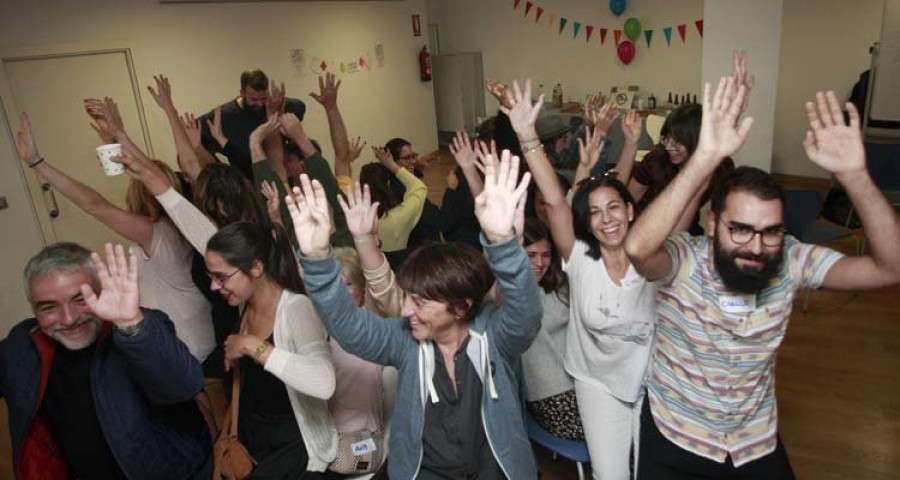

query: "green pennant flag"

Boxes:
[572, 22, 582, 39]
[663, 27, 673, 46]
[559, 17, 568, 35]
[645, 29, 654, 47]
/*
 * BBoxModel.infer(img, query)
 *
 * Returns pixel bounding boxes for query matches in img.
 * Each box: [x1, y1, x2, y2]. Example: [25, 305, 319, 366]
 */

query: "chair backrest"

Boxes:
[865, 142, 900, 192]
[783, 189, 824, 238]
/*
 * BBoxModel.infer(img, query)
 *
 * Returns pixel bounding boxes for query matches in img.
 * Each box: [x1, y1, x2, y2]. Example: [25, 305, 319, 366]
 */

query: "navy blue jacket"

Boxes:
[0, 308, 212, 479]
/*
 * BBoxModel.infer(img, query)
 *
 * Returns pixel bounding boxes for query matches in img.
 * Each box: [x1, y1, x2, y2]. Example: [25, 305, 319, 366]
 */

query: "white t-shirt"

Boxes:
[132, 221, 215, 361]
[563, 240, 656, 402]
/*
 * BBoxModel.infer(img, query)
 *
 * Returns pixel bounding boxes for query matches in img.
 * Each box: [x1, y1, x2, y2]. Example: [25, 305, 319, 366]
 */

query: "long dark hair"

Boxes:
[644, 103, 703, 188]
[206, 221, 303, 294]
[194, 163, 263, 227]
[523, 218, 568, 306]
[359, 163, 401, 218]
[571, 175, 635, 260]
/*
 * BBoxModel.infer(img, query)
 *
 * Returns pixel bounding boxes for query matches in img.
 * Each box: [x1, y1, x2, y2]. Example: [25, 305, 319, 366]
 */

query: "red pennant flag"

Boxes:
[695, 20, 704, 37]
[535, 7, 544, 22]
[525, 1, 533, 17]
[677, 24, 687, 42]
[600, 28, 608, 45]
[614, 29, 622, 45]
[513, 0, 521, 9]
[586, 25, 594, 42]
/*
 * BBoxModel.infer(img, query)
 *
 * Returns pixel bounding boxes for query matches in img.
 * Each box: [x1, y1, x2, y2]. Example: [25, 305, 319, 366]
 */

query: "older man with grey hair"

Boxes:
[1, 242, 212, 479]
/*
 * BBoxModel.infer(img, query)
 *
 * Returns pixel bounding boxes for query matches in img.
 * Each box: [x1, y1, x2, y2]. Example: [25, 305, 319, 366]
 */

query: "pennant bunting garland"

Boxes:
[503, 1, 703, 51]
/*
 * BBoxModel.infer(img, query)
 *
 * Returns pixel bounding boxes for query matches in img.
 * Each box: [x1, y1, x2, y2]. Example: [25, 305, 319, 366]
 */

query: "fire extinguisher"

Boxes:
[419, 45, 432, 82]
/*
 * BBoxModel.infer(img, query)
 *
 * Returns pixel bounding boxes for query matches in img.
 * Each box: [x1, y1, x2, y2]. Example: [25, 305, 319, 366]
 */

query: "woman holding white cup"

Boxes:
[14, 109, 215, 363]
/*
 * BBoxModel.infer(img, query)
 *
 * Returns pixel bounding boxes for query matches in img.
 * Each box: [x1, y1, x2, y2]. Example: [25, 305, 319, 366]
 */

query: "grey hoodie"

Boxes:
[299, 235, 542, 479]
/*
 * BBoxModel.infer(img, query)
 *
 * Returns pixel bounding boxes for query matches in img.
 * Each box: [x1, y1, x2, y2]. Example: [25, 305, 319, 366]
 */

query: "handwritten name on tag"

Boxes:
[719, 294, 756, 314]
[352, 438, 377, 456]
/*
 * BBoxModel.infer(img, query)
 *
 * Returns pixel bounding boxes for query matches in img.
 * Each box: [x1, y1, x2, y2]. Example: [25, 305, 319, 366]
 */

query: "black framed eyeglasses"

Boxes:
[205, 268, 240, 285]
[725, 224, 786, 247]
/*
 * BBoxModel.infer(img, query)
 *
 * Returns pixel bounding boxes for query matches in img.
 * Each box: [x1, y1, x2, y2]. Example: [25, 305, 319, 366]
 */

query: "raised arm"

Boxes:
[338, 181, 403, 316]
[625, 77, 753, 280]
[374, 145, 428, 225]
[287, 175, 408, 366]
[573, 101, 618, 184]
[310, 73, 353, 178]
[280, 112, 353, 246]
[613, 109, 643, 185]
[449, 131, 484, 197]
[15, 112, 155, 251]
[474, 150, 540, 357]
[146, 75, 210, 181]
[803, 92, 900, 290]
[501, 78, 577, 260]
[571, 124, 606, 192]
[113, 132, 218, 254]
[85, 244, 203, 403]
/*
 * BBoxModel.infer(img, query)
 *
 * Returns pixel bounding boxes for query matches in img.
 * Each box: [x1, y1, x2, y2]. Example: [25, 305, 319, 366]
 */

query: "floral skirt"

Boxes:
[527, 389, 585, 441]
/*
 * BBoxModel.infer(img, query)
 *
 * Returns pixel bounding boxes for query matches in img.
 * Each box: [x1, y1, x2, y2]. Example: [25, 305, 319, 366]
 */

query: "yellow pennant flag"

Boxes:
[547, 13, 557, 29]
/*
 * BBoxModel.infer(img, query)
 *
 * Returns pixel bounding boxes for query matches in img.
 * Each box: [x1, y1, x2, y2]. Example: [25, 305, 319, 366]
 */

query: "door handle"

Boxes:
[41, 183, 59, 218]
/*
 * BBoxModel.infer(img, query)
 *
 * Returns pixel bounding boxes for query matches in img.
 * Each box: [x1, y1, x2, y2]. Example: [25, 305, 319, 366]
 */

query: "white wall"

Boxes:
[0, 0, 438, 178]
[427, 0, 704, 110]
[772, 0, 883, 178]
[702, 0, 784, 172]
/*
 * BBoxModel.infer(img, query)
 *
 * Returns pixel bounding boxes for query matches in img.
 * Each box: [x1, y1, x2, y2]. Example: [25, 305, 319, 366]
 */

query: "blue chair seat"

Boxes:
[526, 409, 591, 479]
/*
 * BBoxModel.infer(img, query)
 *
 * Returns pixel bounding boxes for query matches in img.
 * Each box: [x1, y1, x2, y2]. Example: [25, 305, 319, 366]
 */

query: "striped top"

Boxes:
[647, 232, 843, 466]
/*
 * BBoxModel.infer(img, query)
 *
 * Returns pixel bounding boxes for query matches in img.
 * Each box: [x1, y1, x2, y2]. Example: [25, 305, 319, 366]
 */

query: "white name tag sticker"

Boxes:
[719, 294, 756, 314]
[352, 438, 377, 456]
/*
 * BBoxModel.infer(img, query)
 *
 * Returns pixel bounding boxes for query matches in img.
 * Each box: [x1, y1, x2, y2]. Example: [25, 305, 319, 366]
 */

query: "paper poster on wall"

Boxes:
[375, 44, 386, 67]
[291, 44, 385, 77]
[290, 49, 307, 77]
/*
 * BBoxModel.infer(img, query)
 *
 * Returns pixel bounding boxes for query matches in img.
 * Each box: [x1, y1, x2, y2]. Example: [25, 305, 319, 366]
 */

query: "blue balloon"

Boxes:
[609, 0, 626, 16]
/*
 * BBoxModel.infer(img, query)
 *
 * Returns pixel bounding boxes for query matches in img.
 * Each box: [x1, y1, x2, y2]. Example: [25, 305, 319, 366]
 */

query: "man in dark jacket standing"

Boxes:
[1, 242, 211, 479]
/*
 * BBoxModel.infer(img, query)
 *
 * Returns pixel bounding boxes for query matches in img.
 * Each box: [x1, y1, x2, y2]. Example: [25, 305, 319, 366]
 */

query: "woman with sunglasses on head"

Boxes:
[503, 77, 667, 480]
[205, 221, 339, 479]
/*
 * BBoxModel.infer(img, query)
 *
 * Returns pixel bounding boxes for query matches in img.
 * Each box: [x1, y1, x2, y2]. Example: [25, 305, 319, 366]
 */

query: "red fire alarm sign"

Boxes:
[412, 14, 421, 37]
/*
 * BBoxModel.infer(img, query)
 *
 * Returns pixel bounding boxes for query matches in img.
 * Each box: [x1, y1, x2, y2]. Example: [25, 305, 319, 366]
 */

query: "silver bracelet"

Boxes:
[523, 144, 544, 155]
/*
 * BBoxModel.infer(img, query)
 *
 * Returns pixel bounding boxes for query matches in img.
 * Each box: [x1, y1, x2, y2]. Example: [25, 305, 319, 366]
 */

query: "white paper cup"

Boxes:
[96, 143, 125, 176]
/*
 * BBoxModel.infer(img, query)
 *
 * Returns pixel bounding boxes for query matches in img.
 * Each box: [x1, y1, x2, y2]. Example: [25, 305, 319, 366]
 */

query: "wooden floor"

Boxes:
[0, 156, 896, 479]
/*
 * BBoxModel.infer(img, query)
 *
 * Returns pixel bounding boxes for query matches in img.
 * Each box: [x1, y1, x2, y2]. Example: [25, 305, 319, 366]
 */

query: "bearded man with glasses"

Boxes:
[626, 78, 900, 479]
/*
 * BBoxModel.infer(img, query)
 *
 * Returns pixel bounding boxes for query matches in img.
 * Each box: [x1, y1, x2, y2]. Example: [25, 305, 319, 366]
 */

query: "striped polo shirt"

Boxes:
[647, 232, 844, 466]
